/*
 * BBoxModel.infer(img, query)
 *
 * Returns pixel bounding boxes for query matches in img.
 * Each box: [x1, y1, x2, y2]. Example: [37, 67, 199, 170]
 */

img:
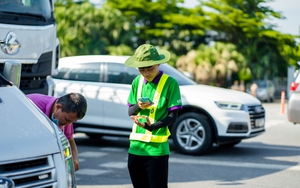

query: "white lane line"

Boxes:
[74, 133, 88, 138]
[265, 120, 286, 128]
[99, 162, 127, 169]
[237, 144, 300, 151]
[100, 147, 127, 152]
[79, 151, 107, 157]
[169, 158, 300, 171]
[76, 169, 108, 175]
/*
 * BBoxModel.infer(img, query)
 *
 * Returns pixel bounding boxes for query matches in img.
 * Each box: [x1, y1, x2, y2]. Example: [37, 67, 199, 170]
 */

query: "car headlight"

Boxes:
[215, 101, 245, 110]
[59, 130, 76, 188]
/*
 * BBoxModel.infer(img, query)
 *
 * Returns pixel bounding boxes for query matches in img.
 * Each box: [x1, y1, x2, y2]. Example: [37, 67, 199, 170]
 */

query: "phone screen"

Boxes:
[138, 97, 154, 104]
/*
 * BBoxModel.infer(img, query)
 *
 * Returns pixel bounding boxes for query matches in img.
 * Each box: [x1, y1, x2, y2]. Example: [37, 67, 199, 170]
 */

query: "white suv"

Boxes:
[52, 55, 265, 155]
[288, 70, 300, 124]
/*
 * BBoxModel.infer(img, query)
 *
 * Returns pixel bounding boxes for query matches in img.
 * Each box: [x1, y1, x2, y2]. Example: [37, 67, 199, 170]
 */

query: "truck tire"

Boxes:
[171, 112, 213, 155]
[86, 133, 103, 140]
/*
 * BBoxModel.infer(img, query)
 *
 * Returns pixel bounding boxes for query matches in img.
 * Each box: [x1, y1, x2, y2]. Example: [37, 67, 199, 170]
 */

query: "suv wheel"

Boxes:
[171, 112, 213, 155]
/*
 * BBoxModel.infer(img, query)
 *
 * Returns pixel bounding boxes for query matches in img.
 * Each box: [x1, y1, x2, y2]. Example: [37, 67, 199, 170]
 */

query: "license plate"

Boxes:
[255, 118, 265, 128]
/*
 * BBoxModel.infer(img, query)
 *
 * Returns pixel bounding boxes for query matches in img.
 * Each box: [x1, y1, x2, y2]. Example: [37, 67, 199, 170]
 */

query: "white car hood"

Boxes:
[181, 84, 261, 105]
[0, 87, 60, 161]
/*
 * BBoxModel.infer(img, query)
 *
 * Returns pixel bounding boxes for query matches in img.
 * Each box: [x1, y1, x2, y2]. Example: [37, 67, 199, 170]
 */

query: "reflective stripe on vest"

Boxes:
[129, 74, 171, 143]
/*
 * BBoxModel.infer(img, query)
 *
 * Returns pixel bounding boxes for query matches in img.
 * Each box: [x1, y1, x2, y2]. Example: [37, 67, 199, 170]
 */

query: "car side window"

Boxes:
[53, 63, 101, 82]
[106, 63, 139, 84]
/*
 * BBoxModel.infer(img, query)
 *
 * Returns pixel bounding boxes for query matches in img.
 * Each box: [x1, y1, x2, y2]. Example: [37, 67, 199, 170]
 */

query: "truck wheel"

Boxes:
[171, 112, 213, 155]
[86, 133, 102, 139]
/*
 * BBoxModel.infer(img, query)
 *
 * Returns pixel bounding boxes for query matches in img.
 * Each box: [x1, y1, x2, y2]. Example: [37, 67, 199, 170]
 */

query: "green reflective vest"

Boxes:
[129, 74, 170, 143]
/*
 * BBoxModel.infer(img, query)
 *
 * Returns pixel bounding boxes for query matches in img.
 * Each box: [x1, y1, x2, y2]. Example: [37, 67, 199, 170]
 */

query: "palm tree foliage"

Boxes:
[54, 0, 300, 85]
[200, 0, 299, 79]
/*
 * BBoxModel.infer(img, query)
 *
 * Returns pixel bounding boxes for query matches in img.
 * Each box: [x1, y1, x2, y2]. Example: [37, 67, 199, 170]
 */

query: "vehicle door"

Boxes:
[102, 62, 139, 129]
[53, 62, 104, 126]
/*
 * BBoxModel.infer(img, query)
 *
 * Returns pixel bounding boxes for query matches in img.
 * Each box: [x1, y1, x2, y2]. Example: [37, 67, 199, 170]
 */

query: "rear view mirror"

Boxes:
[2, 60, 21, 87]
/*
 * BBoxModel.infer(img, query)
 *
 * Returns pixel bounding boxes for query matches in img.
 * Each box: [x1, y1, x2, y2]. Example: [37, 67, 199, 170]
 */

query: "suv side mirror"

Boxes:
[2, 60, 21, 87]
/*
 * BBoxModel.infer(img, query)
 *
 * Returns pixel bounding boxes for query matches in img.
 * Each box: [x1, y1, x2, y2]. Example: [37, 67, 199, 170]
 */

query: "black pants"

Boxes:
[128, 153, 169, 188]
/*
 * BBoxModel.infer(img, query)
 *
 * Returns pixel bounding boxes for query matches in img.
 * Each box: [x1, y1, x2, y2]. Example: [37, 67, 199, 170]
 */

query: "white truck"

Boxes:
[0, 61, 76, 187]
[0, 0, 59, 95]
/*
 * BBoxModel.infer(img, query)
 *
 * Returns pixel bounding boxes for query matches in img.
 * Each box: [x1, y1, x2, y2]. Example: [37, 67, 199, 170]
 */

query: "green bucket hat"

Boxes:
[125, 44, 170, 68]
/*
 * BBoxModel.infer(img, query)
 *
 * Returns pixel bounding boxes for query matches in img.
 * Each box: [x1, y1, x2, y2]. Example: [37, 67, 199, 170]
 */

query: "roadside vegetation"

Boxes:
[54, 0, 300, 87]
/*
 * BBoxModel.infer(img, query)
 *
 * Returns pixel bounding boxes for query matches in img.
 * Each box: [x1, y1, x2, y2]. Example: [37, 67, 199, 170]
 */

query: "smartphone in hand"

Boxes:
[138, 97, 154, 104]
[136, 115, 148, 123]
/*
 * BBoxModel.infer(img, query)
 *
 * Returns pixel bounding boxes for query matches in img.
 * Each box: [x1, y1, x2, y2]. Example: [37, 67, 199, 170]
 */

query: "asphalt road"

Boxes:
[75, 102, 300, 188]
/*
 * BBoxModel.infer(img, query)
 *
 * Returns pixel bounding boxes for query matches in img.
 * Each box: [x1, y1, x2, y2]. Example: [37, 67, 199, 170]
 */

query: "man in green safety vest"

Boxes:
[125, 44, 182, 188]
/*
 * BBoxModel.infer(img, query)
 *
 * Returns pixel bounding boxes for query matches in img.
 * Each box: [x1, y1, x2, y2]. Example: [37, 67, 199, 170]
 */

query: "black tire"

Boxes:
[86, 133, 103, 140]
[171, 112, 213, 155]
[265, 96, 271, 103]
[218, 140, 241, 148]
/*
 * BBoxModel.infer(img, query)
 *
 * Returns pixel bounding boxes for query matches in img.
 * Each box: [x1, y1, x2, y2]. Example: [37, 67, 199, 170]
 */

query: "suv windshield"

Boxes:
[256, 81, 267, 88]
[160, 64, 197, 86]
[54, 60, 197, 86]
[0, 0, 53, 25]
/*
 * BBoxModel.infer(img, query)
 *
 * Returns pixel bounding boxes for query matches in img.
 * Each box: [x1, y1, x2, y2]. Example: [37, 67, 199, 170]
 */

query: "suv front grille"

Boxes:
[248, 105, 265, 129]
[1, 158, 48, 172]
[0, 156, 57, 188]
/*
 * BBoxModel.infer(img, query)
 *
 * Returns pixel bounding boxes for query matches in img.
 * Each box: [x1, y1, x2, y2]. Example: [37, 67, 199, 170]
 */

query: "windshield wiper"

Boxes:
[0, 11, 46, 21]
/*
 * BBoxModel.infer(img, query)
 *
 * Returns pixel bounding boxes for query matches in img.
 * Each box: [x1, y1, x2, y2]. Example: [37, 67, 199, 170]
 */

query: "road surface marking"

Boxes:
[100, 162, 127, 169]
[169, 158, 300, 171]
[79, 151, 107, 157]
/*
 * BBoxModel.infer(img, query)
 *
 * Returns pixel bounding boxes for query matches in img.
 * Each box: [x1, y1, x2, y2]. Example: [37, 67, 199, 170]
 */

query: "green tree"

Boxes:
[106, 0, 207, 55]
[199, 0, 299, 79]
[176, 42, 246, 87]
[55, 1, 134, 57]
[54, 0, 300, 84]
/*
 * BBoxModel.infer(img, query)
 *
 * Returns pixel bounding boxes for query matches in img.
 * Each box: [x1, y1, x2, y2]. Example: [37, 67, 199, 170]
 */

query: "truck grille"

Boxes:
[248, 105, 265, 130]
[19, 77, 46, 91]
[0, 156, 58, 188]
[0, 64, 47, 94]
[0, 51, 52, 95]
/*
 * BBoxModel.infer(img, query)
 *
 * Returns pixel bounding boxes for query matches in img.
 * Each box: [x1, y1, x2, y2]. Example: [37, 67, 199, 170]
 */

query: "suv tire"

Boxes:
[171, 112, 213, 155]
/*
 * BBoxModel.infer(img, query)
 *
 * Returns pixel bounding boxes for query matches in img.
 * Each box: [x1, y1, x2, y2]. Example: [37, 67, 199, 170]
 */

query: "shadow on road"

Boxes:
[75, 133, 300, 185]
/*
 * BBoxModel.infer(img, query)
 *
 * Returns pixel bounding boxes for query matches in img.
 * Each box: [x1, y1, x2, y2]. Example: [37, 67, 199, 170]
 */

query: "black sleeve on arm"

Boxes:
[144, 109, 179, 131]
[128, 103, 142, 116]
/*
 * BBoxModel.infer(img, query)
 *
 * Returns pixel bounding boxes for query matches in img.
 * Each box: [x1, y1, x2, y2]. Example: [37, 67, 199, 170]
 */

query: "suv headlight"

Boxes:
[59, 130, 76, 188]
[215, 101, 245, 110]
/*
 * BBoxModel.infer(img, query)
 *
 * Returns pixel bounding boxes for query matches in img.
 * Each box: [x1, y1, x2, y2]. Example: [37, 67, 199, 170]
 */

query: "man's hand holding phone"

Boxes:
[138, 97, 154, 104]
[138, 97, 154, 109]
[130, 115, 151, 128]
